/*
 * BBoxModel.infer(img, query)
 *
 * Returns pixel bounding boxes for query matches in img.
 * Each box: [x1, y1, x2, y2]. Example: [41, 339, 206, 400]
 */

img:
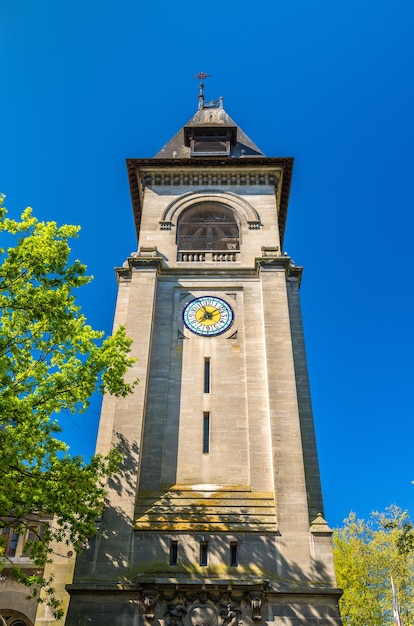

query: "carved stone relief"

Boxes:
[138, 588, 266, 626]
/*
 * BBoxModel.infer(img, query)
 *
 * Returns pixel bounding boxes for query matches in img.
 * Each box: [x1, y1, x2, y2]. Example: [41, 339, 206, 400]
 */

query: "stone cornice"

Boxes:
[115, 251, 164, 282]
[255, 255, 303, 286]
[67, 579, 342, 597]
[115, 254, 303, 285]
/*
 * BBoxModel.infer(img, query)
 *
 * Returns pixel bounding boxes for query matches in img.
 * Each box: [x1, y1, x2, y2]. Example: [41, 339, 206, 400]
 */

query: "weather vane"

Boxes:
[194, 71, 211, 109]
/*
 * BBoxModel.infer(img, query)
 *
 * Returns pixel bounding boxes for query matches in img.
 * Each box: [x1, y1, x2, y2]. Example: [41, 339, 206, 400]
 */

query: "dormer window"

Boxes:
[184, 127, 237, 157]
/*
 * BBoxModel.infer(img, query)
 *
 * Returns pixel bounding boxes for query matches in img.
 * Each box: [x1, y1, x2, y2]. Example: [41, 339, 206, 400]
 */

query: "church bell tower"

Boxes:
[66, 77, 343, 625]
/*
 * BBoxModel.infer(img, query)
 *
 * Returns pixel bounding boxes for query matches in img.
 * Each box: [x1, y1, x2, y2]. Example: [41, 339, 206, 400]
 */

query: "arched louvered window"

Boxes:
[177, 203, 240, 252]
[0, 611, 33, 626]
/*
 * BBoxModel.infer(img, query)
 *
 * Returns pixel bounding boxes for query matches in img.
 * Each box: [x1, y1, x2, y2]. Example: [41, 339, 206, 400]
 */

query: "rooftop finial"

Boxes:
[194, 71, 211, 110]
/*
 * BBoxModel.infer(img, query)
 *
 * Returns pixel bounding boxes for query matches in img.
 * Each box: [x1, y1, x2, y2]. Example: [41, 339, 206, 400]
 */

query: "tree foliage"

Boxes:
[333, 505, 414, 626]
[0, 196, 137, 616]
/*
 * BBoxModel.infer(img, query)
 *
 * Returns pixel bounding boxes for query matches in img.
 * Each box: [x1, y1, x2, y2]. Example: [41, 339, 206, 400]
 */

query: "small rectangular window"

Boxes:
[204, 358, 210, 394]
[170, 540, 178, 566]
[203, 412, 210, 453]
[2, 528, 19, 557]
[230, 542, 238, 567]
[200, 541, 208, 566]
[22, 524, 44, 557]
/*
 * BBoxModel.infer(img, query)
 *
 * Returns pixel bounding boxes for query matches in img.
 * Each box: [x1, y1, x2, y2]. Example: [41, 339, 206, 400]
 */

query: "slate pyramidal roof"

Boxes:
[155, 97, 264, 158]
[127, 97, 294, 245]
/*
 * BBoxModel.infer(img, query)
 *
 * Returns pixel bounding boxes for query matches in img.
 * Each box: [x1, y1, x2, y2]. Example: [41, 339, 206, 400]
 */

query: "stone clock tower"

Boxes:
[65, 81, 343, 625]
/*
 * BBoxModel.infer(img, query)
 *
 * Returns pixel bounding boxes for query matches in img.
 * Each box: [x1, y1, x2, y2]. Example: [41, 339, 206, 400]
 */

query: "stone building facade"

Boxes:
[0, 515, 75, 626]
[65, 91, 343, 625]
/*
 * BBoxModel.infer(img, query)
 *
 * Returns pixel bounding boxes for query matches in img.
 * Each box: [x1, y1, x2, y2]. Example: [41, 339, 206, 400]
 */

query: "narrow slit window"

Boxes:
[203, 412, 210, 453]
[200, 541, 208, 566]
[230, 542, 238, 567]
[204, 358, 210, 393]
[170, 540, 178, 566]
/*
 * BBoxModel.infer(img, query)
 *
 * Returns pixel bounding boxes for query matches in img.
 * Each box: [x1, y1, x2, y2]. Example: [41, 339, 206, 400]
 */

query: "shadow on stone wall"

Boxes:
[67, 429, 341, 625]
[72, 427, 335, 590]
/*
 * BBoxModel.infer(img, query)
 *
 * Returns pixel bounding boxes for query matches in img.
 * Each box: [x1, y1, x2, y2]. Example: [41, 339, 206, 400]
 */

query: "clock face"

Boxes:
[183, 296, 234, 337]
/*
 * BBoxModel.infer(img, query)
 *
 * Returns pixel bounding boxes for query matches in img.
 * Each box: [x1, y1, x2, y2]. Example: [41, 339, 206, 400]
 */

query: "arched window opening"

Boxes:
[0, 611, 33, 626]
[177, 203, 240, 254]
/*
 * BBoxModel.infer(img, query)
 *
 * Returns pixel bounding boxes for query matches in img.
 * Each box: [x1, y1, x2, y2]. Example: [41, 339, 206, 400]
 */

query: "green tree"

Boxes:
[333, 505, 414, 626]
[0, 196, 137, 616]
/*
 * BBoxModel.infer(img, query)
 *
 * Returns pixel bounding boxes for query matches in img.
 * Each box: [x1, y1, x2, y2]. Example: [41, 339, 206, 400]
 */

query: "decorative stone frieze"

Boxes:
[143, 594, 157, 620]
[142, 170, 281, 188]
[250, 597, 262, 622]
[135, 586, 268, 626]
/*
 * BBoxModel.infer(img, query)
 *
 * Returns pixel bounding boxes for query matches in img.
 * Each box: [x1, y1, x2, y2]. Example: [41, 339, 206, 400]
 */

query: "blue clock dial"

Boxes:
[183, 296, 234, 337]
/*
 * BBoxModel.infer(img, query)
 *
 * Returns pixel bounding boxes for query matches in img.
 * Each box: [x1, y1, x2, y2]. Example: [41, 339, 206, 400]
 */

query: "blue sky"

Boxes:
[1, 0, 413, 528]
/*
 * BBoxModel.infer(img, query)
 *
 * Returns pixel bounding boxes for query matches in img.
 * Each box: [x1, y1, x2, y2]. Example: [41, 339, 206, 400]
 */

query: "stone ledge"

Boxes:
[66, 579, 342, 597]
[134, 488, 277, 533]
